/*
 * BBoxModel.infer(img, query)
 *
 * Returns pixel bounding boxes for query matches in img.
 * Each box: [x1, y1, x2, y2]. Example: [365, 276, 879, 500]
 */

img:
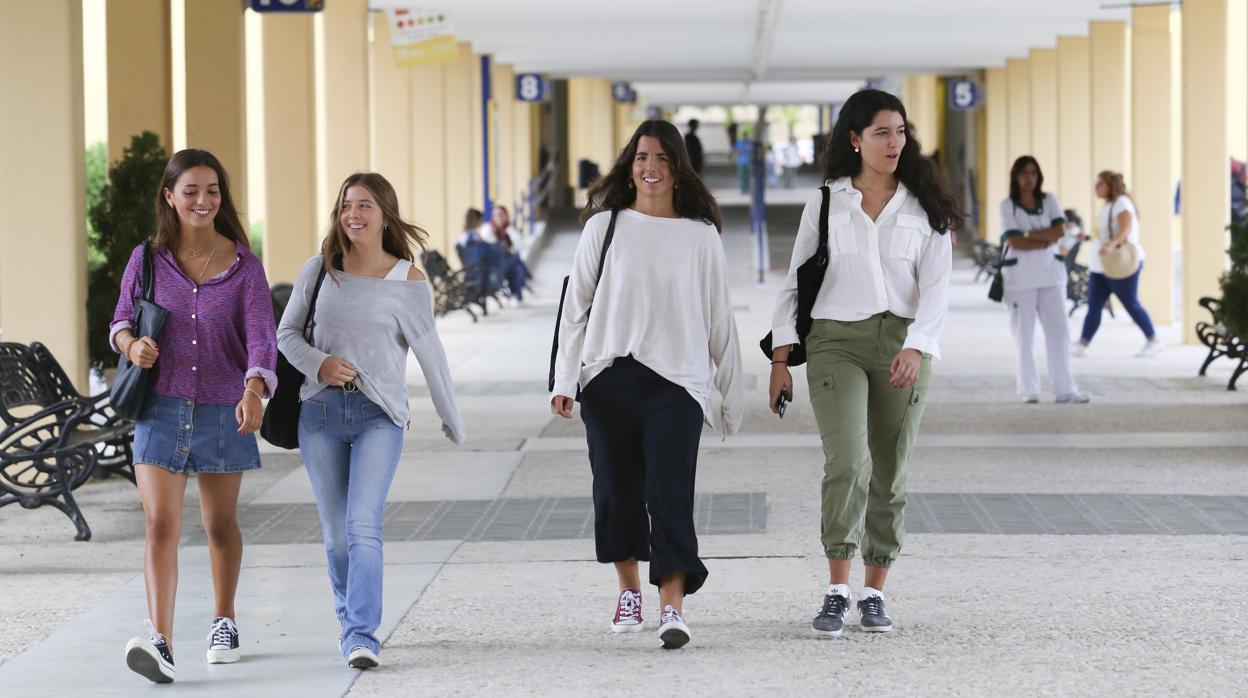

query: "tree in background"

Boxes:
[85, 132, 167, 374]
[1221, 218, 1248, 342]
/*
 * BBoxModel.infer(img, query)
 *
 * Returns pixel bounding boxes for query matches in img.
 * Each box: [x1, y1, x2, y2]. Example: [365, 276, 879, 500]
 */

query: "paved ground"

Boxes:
[2, 198, 1247, 697]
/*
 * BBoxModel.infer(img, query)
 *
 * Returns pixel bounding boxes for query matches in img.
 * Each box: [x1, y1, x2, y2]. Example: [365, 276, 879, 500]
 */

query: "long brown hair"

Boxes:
[822, 89, 963, 233]
[1096, 170, 1133, 208]
[321, 172, 429, 281]
[154, 149, 248, 252]
[580, 119, 723, 231]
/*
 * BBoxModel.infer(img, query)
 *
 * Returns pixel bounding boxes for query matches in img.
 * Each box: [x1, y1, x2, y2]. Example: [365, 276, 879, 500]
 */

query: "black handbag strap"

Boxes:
[139, 241, 156, 304]
[815, 185, 830, 265]
[593, 210, 618, 294]
[303, 262, 330, 340]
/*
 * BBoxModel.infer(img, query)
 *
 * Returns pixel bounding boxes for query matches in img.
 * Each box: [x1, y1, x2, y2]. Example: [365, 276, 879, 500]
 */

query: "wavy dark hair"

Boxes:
[154, 149, 248, 252]
[1008, 155, 1046, 207]
[321, 172, 429, 282]
[821, 89, 963, 233]
[580, 119, 722, 232]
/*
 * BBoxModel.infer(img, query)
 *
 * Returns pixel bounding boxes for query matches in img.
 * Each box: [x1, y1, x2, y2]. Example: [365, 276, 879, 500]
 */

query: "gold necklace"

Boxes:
[185, 247, 201, 258]
[193, 244, 217, 283]
[854, 177, 897, 203]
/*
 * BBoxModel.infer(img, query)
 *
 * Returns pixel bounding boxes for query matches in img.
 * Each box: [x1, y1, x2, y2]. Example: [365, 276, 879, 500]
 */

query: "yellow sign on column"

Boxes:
[387, 8, 456, 67]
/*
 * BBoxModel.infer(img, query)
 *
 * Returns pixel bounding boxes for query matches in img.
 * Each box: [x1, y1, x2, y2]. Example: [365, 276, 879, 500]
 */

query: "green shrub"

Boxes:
[85, 132, 168, 374]
[249, 219, 265, 264]
[85, 142, 107, 270]
[1220, 218, 1248, 340]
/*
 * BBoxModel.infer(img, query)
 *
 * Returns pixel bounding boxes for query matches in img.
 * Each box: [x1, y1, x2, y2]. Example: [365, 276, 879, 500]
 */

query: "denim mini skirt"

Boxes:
[132, 393, 261, 474]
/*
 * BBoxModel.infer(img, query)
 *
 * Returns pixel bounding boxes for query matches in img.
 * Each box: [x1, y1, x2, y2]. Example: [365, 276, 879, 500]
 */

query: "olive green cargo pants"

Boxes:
[805, 313, 931, 568]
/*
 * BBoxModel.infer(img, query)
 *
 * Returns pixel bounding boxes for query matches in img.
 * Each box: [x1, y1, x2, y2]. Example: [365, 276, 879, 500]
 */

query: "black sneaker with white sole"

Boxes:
[207, 616, 241, 664]
[657, 605, 690, 649]
[125, 621, 175, 683]
[857, 595, 893, 632]
[812, 591, 850, 637]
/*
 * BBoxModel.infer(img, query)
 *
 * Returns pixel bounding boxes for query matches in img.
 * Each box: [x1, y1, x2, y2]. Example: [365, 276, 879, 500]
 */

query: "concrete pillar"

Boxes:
[492, 62, 517, 213]
[1057, 36, 1094, 235]
[1090, 21, 1131, 179]
[260, 12, 318, 284]
[0, 1, 88, 388]
[443, 43, 478, 255]
[318, 0, 369, 217]
[1029, 48, 1059, 180]
[984, 67, 1009, 240]
[410, 53, 448, 255]
[567, 78, 616, 197]
[369, 15, 412, 221]
[185, 0, 247, 214]
[106, 0, 172, 166]
[1182, 0, 1234, 342]
[1006, 58, 1031, 162]
[1131, 6, 1179, 325]
[904, 74, 940, 155]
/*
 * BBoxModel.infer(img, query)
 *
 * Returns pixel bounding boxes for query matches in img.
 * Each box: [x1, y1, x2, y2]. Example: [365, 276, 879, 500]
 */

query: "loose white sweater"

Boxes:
[552, 209, 745, 434]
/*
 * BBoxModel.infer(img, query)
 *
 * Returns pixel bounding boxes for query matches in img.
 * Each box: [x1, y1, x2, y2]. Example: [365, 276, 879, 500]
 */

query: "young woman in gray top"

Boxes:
[277, 172, 465, 669]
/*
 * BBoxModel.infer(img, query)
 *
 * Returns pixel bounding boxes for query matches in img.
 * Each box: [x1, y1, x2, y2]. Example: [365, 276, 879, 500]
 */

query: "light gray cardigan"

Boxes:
[277, 255, 465, 444]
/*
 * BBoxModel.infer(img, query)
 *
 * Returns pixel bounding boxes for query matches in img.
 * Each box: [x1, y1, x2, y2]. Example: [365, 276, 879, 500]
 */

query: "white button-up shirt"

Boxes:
[770, 177, 953, 358]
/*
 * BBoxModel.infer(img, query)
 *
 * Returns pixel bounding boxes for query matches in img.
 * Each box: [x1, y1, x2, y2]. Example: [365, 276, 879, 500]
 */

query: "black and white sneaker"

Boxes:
[348, 645, 380, 669]
[125, 620, 175, 683]
[857, 593, 894, 632]
[657, 605, 690, 649]
[206, 616, 241, 664]
[812, 587, 850, 637]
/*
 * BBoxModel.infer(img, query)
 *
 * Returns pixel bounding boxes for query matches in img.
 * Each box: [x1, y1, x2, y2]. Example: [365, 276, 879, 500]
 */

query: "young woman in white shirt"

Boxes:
[999, 156, 1088, 404]
[1074, 171, 1161, 357]
[768, 89, 959, 637]
[551, 119, 744, 650]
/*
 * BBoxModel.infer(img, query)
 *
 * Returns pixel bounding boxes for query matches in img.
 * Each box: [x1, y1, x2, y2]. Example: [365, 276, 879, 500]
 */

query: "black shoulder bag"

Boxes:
[112, 242, 170, 421]
[548, 210, 618, 399]
[261, 263, 329, 449]
[758, 185, 830, 367]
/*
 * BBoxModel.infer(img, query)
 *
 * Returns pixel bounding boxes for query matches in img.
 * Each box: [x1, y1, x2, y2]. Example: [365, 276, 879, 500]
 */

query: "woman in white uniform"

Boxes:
[999, 156, 1087, 404]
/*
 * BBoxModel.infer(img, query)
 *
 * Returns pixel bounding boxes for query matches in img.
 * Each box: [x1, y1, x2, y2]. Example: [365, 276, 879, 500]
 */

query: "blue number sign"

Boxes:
[948, 79, 982, 111]
[250, 0, 324, 12]
[611, 81, 636, 104]
[515, 74, 548, 103]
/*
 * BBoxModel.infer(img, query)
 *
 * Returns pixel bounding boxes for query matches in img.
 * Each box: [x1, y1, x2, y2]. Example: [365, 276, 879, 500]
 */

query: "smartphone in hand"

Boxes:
[775, 389, 789, 419]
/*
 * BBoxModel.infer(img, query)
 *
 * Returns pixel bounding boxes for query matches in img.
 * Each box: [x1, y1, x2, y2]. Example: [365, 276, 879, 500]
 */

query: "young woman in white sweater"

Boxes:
[551, 120, 744, 650]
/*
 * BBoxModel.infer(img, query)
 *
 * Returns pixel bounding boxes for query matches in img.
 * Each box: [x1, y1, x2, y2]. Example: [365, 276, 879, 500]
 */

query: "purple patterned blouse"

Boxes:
[109, 243, 278, 406]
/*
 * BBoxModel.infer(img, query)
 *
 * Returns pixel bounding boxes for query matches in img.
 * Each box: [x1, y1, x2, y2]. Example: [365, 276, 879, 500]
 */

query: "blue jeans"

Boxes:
[298, 387, 404, 657]
[1080, 264, 1156, 344]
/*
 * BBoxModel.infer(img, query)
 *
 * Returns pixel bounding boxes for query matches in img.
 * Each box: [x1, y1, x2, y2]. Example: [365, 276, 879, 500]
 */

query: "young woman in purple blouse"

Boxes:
[111, 149, 277, 684]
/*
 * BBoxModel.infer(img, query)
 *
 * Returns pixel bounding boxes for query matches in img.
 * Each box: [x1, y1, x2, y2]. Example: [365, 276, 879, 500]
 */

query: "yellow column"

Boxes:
[512, 100, 535, 217]
[318, 0, 369, 216]
[1006, 58, 1031, 162]
[185, 0, 247, 214]
[369, 15, 413, 222]
[567, 78, 616, 197]
[1090, 21, 1131, 179]
[1029, 48, 1059, 178]
[1057, 36, 1094, 232]
[106, 0, 172, 166]
[906, 75, 940, 155]
[493, 62, 517, 213]
[410, 59, 448, 255]
[1229, 0, 1248, 162]
[442, 43, 478, 255]
[260, 12, 318, 283]
[1131, 6, 1178, 325]
[984, 67, 1009, 240]
[0, 1, 88, 388]
[1182, 0, 1234, 342]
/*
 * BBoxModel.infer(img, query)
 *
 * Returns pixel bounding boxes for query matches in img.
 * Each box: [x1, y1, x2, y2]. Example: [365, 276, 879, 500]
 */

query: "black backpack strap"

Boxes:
[816, 185, 830, 266]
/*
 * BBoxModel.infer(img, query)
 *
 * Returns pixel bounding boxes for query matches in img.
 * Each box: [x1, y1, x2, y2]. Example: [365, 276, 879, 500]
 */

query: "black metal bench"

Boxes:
[972, 239, 1000, 283]
[0, 341, 136, 540]
[423, 250, 485, 322]
[1195, 297, 1248, 390]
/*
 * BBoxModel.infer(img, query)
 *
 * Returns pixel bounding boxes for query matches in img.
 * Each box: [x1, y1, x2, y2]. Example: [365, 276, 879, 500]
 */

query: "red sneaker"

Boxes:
[611, 588, 644, 633]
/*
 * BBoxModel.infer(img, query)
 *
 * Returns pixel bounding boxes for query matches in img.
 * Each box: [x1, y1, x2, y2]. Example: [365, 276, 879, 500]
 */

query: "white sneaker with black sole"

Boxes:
[125, 620, 175, 683]
[348, 645, 380, 669]
[657, 605, 690, 649]
[206, 616, 241, 664]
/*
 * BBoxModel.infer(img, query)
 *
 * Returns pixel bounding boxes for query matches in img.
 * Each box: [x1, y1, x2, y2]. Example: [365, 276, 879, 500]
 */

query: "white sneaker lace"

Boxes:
[208, 617, 237, 647]
[661, 606, 683, 624]
[144, 619, 167, 646]
[616, 590, 641, 622]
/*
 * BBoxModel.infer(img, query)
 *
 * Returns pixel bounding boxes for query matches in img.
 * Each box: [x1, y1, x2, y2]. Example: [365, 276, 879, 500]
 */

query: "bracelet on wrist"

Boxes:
[770, 360, 788, 365]
[244, 387, 263, 402]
